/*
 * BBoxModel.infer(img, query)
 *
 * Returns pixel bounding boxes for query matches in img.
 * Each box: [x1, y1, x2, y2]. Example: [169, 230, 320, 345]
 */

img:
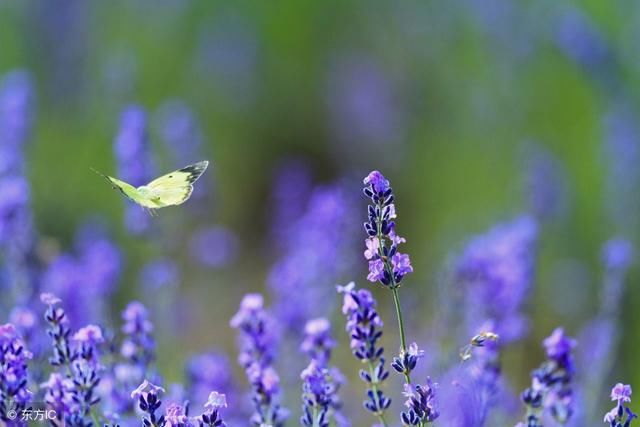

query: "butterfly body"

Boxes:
[93, 160, 209, 211]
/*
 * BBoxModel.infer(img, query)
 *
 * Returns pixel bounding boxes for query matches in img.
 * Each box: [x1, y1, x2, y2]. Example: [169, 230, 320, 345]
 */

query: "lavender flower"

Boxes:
[300, 318, 335, 367]
[363, 170, 424, 394]
[42, 292, 74, 366]
[188, 226, 239, 269]
[186, 351, 236, 410]
[200, 391, 228, 426]
[41, 224, 122, 327]
[113, 105, 156, 235]
[300, 318, 346, 426]
[363, 170, 413, 287]
[132, 379, 166, 427]
[41, 372, 75, 419]
[518, 328, 576, 426]
[230, 294, 287, 426]
[0, 323, 33, 423]
[121, 301, 156, 372]
[337, 282, 391, 425]
[269, 184, 357, 331]
[401, 379, 439, 425]
[300, 361, 336, 427]
[604, 384, 637, 427]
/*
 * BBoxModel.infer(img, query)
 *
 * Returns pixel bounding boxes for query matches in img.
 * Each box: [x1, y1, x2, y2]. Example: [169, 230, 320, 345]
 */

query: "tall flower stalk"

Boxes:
[362, 171, 415, 384]
[299, 317, 346, 427]
[230, 294, 288, 426]
[338, 282, 391, 426]
[517, 328, 576, 426]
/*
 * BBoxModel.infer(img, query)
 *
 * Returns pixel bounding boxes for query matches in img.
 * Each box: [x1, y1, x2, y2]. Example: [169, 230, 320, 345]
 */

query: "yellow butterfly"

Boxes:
[93, 161, 209, 214]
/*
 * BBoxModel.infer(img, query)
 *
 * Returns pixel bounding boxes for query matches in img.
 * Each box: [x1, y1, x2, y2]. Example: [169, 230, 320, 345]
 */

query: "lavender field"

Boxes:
[0, 1, 639, 426]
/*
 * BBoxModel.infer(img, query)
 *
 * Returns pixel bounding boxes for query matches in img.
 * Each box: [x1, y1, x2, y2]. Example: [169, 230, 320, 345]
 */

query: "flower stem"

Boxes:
[391, 286, 411, 385]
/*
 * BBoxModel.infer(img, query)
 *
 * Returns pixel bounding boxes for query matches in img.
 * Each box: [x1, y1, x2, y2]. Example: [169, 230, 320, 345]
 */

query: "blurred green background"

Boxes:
[1, 0, 639, 423]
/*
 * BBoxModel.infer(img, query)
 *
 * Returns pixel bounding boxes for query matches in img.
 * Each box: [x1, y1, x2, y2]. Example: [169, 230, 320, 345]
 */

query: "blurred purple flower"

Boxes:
[139, 258, 180, 292]
[230, 294, 288, 426]
[0, 70, 34, 174]
[554, 6, 615, 82]
[189, 226, 239, 269]
[522, 143, 570, 222]
[456, 215, 538, 342]
[0, 322, 33, 417]
[41, 223, 122, 326]
[186, 350, 237, 410]
[268, 183, 357, 331]
[326, 56, 404, 147]
[269, 159, 313, 245]
[156, 100, 204, 166]
[603, 105, 640, 233]
[193, 14, 259, 110]
[113, 105, 156, 235]
[518, 328, 576, 425]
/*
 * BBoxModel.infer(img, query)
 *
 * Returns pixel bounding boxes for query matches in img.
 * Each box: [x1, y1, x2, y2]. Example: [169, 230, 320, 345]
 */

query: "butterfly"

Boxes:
[93, 161, 209, 214]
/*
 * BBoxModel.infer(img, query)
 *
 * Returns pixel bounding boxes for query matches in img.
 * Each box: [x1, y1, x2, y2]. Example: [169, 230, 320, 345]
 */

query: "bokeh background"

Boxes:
[1, 0, 639, 425]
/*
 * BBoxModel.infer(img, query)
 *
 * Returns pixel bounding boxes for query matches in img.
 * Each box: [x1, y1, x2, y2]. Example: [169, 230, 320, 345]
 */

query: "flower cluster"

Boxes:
[363, 170, 413, 287]
[269, 183, 357, 330]
[338, 282, 391, 423]
[0, 323, 32, 423]
[518, 328, 576, 426]
[230, 294, 288, 426]
[40, 293, 108, 425]
[401, 379, 439, 426]
[604, 383, 637, 427]
[41, 223, 122, 327]
[299, 318, 345, 427]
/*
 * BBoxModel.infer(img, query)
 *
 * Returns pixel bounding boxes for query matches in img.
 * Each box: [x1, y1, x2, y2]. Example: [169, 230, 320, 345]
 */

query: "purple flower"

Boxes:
[401, 378, 439, 425]
[602, 239, 634, 272]
[201, 390, 228, 427]
[131, 379, 166, 401]
[113, 105, 155, 234]
[337, 283, 391, 422]
[132, 379, 165, 426]
[0, 322, 33, 417]
[300, 317, 335, 365]
[118, 301, 156, 395]
[543, 327, 576, 363]
[611, 384, 633, 403]
[186, 350, 237, 410]
[41, 373, 75, 417]
[300, 360, 338, 427]
[518, 328, 577, 425]
[231, 294, 287, 426]
[41, 292, 62, 306]
[300, 318, 345, 426]
[362, 170, 413, 286]
[268, 183, 357, 331]
[189, 226, 239, 269]
[205, 391, 227, 410]
[456, 215, 538, 342]
[72, 324, 104, 345]
[392, 253, 413, 276]
[164, 403, 190, 427]
[363, 171, 390, 193]
[604, 383, 637, 426]
[367, 259, 386, 282]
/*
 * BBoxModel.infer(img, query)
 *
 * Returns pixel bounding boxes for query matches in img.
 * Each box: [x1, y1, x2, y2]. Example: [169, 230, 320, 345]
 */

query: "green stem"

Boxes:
[391, 286, 412, 385]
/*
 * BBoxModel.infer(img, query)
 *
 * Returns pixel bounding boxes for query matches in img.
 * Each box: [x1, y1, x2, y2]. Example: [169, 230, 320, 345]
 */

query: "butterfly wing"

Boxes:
[92, 168, 148, 206]
[145, 160, 209, 207]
